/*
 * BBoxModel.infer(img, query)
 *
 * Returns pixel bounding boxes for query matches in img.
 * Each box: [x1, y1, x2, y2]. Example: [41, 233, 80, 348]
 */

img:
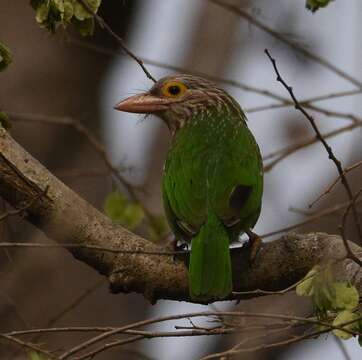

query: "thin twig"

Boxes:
[77, 0, 156, 82]
[0, 186, 48, 222]
[260, 198, 362, 239]
[69, 38, 362, 123]
[200, 328, 325, 360]
[211, 0, 362, 88]
[263, 121, 362, 172]
[73, 335, 144, 360]
[0, 333, 58, 359]
[72, 328, 237, 360]
[265, 49, 362, 243]
[232, 271, 316, 297]
[68, 37, 288, 102]
[34, 279, 105, 341]
[0, 242, 184, 256]
[245, 88, 362, 113]
[58, 311, 361, 359]
[338, 189, 362, 267]
[202, 315, 362, 359]
[4, 315, 360, 360]
[7, 111, 158, 226]
[309, 160, 362, 208]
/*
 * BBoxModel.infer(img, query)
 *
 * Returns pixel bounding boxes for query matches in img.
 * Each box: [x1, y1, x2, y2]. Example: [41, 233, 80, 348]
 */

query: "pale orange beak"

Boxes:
[114, 93, 170, 114]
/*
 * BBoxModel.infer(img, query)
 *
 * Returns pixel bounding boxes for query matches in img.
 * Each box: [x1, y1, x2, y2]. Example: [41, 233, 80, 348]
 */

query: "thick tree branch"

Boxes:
[0, 127, 361, 303]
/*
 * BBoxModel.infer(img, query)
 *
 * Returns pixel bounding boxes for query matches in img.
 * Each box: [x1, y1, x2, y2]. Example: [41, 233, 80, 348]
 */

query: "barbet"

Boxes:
[115, 74, 263, 302]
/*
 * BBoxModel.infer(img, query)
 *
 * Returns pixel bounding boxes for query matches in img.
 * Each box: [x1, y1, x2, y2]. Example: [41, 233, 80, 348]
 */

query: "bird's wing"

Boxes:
[210, 127, 263, 233]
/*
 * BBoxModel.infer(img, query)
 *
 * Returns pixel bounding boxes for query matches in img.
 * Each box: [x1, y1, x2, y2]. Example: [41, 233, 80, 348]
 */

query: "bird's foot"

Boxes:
[245, 229, 262, 265]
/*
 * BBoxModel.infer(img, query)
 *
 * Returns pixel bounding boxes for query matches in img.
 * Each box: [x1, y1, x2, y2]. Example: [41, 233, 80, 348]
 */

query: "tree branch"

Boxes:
[0, 127, 361, 304]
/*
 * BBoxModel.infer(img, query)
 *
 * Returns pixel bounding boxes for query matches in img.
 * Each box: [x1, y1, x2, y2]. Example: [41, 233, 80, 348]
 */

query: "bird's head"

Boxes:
[114, 74, 242, 134]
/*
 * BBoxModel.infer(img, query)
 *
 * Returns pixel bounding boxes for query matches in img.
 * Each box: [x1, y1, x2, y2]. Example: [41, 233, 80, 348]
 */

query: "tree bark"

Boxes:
[0, 127, 361, 304]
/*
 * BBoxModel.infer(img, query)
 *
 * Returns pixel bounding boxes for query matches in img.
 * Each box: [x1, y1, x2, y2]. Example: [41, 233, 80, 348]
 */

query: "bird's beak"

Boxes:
[114, 93, 169, 114]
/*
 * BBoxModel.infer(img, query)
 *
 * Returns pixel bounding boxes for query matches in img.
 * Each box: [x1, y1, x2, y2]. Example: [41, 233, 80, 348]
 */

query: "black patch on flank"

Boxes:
[229, 184, 252, 213]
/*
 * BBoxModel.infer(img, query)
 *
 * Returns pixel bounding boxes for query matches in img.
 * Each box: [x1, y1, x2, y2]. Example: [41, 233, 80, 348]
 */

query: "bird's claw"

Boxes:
[245, 229, 262, 265]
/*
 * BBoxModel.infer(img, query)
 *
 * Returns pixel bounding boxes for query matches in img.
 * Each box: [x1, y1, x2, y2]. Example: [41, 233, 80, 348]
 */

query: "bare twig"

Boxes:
[211, 0, 362, 88]
[4, 313, 361, 360]
[38, 279, 104, 331]
[339, 189, 362, 266]
[0, 334, 58, 359]
[69, 38, 362, 124]
[71, 328, 237, 360]
[245, 88, 362, 113]
[232, 271, 316, 297]
[260, 198, 362, 239]
[0, 242, 183, 256]
[0, 186, 48, 222]
[202, 315, 362, 359]
[77, 0, 156, 82]
[309, 160, 362, 208]
[59, 311, 361, 360]
[263, 121, 362, 172]
[7, 111, 158, 226]
[265, 49, 362, 242]
[274, 103, 360, 123]
[200, 328, 325, 360]
[68, 37, 288, 102]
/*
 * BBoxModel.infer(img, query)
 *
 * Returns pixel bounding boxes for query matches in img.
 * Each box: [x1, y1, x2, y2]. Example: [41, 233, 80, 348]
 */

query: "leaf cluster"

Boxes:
[104, 190, 144, 231]
[297, 264, 362, 341]
[30, 0, 102, 36]
[104, 190, 169, 241]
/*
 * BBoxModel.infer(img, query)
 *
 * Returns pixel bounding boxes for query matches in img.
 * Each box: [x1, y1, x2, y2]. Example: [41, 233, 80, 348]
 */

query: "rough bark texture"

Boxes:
[0, 127, 361, 304]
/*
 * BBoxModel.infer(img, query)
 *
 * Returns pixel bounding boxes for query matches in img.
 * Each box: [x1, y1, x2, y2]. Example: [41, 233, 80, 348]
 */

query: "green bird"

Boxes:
[115, 74, 263, 302]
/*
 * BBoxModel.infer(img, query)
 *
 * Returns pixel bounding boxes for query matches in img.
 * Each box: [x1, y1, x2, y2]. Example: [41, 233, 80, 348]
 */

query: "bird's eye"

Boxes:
[168, 85, 181, 96]
[161, 81, 187, 98]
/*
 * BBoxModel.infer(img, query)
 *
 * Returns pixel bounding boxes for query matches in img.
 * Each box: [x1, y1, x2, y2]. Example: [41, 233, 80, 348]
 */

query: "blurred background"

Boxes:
[1, 0, 361, 359]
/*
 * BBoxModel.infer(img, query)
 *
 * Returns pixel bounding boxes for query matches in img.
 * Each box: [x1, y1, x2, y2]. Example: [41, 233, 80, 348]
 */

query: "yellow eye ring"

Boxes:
[161, 81, 187, 98]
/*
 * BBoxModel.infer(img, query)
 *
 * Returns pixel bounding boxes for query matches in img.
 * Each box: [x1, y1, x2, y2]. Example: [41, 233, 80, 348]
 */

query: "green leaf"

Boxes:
[0, 112, 11, 130]
[72, 17, 95, 36]
[62, 0, 74, 23]
[52, 0, 65, 13]
[104, 190, 144, 230]
[359, 334, 362, 347]
[35, 1, 50, 23]
[0, 42, 13, 71]
[332, 283, 359, 311]
[296, 266, 320, 296]
[332, 310, 359, 340]
[295, 265, 361, 317]
[306, 0, 334, 12]
[74, 0, 101, 20]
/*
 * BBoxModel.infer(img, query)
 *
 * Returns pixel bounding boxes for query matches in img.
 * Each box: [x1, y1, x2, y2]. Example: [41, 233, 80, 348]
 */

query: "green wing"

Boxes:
[162, 111, 263, 241]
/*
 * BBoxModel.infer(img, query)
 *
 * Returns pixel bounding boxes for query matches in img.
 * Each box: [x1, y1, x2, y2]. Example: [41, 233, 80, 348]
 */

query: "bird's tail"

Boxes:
[189, 210, 232, 301]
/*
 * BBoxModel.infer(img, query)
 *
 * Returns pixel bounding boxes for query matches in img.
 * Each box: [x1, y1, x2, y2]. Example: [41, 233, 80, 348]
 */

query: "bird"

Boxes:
[114, 74, 263, 302]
